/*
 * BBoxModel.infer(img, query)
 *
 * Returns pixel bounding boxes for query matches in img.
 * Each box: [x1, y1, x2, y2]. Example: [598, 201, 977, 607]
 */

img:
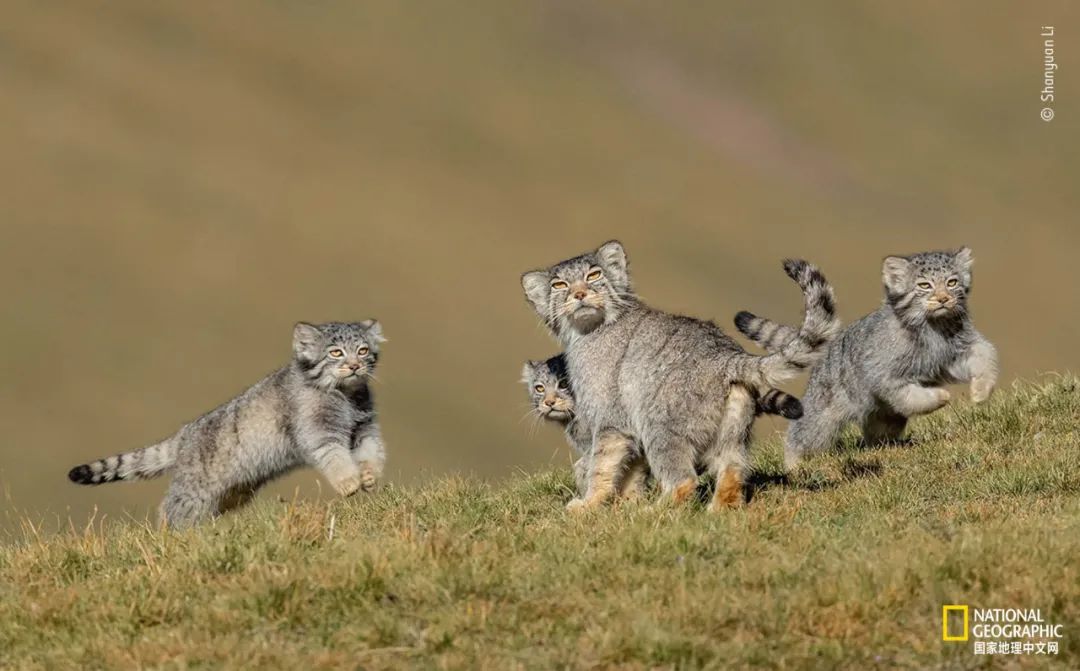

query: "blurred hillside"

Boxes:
[1, 1, 1077, 526]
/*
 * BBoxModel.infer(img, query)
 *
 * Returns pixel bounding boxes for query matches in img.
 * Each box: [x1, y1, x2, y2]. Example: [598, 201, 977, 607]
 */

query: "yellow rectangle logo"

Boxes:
[942, 605, 969, 641]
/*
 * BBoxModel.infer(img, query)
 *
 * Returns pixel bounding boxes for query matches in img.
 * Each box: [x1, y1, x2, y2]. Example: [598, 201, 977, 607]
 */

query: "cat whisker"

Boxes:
[518, 407, 541, 425]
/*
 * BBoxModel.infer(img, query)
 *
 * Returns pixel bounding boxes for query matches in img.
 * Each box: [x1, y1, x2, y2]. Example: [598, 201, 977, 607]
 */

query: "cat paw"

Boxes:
[565, 497, 590, 513]
[970, 378, 995, 404]
[708, 468, 744, 512]
[670, 477, 698, 504]
[783, 449, 803, 473]
[931, 388, 951, 410]
[359, 467, 378, 493]
[330, 472, 363, 498]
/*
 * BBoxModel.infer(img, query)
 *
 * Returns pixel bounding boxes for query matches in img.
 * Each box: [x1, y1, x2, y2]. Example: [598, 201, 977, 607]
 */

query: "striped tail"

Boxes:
[67, 439, 176, 485]
[735, 258, 840, 354]
[730, 259, 840, 388]
[734, 313, 799, 353]
[756, 389, 803, 419]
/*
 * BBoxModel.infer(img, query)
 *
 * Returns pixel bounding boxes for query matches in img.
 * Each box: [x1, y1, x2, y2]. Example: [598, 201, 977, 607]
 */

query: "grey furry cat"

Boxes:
[68, 321, 387, 528]
[521, 241, 839, 511]
[521, 354, 805, 500]
[737, 247, 998, 468]
[521, 356, 646, 500]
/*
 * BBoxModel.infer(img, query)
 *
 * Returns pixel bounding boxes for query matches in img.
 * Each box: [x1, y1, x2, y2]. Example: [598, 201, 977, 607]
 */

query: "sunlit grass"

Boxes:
[2, 379, 1077, 669]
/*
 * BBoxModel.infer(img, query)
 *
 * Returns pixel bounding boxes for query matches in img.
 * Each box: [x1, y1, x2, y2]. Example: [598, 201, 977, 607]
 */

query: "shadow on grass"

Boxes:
[859, 436, 917, 449]
[739, 456, 884, 504]
[564, 451, 887, 508]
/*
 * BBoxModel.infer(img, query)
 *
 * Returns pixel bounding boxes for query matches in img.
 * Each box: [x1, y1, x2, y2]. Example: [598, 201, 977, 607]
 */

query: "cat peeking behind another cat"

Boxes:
[68, 321, 388, 528]
[737, 247, 998, 469]
[521, 355, 646, 501]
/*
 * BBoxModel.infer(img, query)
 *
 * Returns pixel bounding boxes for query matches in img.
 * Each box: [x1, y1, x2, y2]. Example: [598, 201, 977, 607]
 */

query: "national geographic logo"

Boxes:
[942, 605, 1064, 656]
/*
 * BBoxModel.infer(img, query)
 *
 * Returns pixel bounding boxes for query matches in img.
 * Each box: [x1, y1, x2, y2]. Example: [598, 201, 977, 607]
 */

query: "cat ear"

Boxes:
[292, 322, 324, 361]
[881, 256, 912, 294]
[360, 319, 386, 343]
[521, 271, 551, 315]
[596, 240, 629, 288]
[521, 361, 539, 383]
[954, 246, 974, 272]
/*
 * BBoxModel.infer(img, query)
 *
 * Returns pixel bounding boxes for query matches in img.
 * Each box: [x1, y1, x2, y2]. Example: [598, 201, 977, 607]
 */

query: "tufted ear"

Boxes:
[881, 256, 912, 294]
[596, 240, 629, 288]
[954, 246, 974, 272]
[293, 322, 324, 361]
[521, 270, 552, 315]
[360, 319, 386, 343]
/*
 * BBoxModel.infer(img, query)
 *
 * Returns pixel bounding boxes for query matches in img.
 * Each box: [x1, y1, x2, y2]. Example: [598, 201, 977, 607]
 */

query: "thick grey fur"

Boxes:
[520, 241, 839, 509]
[739, 248, 998, 468]
[521, 354, 803, 499]
[68, 321, 388, 528]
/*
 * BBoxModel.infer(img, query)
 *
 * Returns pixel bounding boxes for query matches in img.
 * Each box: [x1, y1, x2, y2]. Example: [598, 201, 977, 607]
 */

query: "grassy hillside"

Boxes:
[2, 379, 1078, 669]
[1, 1, 1078, 526]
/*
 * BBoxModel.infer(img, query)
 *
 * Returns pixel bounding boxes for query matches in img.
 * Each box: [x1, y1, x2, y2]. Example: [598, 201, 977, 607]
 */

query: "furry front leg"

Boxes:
[307, 441, 363, 497]
[352, 430, 386, 492]
[568, 430, 634, 512]
[884, 383, 950, 416]
[959, 336, 999, 403]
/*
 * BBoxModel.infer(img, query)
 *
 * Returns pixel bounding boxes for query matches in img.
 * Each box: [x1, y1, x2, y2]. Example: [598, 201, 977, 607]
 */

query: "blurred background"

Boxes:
[1, 1, 1076, 530]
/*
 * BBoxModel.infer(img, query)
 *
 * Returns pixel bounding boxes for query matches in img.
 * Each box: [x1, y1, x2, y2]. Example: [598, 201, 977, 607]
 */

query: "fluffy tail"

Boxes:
[730, 259, 840, 388]
[67, 439, 176, 485]
[734, 313, 799, 353]
[735, 258, 839, 353]
[756, 389, 803, 419]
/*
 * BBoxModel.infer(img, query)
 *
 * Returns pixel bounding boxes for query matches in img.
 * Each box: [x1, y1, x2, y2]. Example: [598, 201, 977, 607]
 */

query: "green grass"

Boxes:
[3, 379, 1078, 669]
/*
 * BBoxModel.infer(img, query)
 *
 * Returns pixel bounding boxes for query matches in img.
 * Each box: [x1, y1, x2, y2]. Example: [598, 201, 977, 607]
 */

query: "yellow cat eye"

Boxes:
[946, 278, 958, 287]
[551, 280, 568, 290]
[329, 349, 344, 358]
[534, 384, 545, 393]
[586, 269, 602, 281]
[357, 346, 370, 356]
[917, 282, 932, 290]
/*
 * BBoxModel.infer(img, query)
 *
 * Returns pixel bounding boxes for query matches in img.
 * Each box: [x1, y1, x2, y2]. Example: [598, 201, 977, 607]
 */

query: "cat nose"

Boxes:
[573, 290, 587, 300]
[544, 398, 557, 407]
[348, 363, 361, 370]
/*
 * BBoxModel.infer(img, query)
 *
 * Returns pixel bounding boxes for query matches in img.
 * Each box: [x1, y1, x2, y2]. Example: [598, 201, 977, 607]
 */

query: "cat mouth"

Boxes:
[543, 408, 572, 421]
[568, 305, 604, 333]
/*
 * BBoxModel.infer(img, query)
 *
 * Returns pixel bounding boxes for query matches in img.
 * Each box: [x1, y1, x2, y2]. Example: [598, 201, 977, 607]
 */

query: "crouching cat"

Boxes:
[737, 247, 998, 468]
[68, 321, 388, 528]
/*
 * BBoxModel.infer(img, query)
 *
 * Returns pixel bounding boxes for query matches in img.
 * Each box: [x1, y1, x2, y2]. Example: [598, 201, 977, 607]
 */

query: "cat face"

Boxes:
[292, 320, 385, 390]
[521, 240, 632, 338]
[882, 248, 973, 323]
[521, 357, 575, 423]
